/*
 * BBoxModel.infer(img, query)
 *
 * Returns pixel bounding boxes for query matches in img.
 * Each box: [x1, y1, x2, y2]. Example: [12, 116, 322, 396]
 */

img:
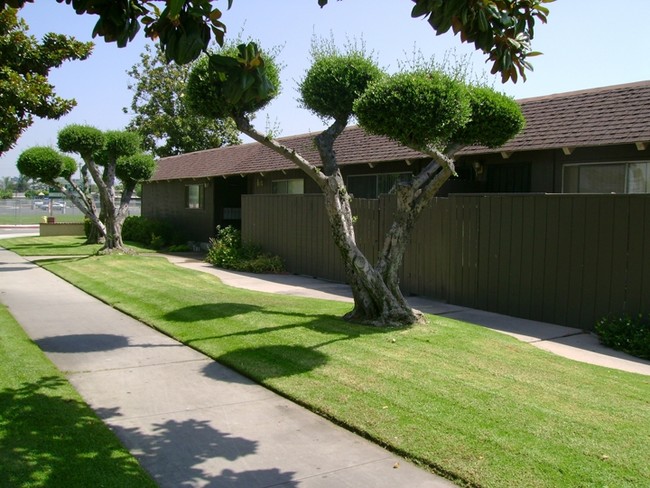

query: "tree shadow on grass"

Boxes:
[167, 303, 395, 345]
[167, 302, 397, 380]
[165, 302, 264, 321]
[0, 376, 155, 488]
[214, 345, 330, 380]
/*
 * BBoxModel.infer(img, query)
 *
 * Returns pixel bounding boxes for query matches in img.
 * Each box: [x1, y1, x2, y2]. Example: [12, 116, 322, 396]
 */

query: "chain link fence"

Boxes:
[0, 198, 141, 225]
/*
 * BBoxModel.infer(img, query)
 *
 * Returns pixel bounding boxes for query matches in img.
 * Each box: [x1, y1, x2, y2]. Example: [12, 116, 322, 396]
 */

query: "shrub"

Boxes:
[206, 225, 284, 273]
[596, 314, 650, 360]
[166, 244, 191, 252]
[122, 216, 178, 248]
[83, 218, 92, 238]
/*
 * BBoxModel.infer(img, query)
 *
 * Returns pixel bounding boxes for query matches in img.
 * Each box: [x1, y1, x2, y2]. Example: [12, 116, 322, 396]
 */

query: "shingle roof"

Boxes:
[151, 81, 650, 181]
[459, 80, 650, 155]
[150, 126, 425, 181]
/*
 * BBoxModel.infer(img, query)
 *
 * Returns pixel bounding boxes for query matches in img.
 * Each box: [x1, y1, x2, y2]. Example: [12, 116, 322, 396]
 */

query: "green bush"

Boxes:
[166, 244, 191, 252]
[122, 216, 178, 248]
[83, 218, 92, 238]
[206, 225, 284, 273]
[596, 314, 650, 360]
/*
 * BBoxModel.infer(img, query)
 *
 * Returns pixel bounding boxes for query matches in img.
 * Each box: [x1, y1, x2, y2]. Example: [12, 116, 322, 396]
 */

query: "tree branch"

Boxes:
[314, 117, 347, 176]
[232, 114, 328, 188]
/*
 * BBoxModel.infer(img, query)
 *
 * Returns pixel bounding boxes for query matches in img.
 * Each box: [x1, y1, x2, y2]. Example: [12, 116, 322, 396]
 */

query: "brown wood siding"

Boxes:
[142, 179, 215, 242]
[242, 193, 650, 330]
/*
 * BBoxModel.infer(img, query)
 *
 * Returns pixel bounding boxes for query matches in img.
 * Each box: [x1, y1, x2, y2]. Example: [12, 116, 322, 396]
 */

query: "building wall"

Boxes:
[142, 178, 215, 242]
[144, 143, 649, 243]
[457, 143, 650, 193]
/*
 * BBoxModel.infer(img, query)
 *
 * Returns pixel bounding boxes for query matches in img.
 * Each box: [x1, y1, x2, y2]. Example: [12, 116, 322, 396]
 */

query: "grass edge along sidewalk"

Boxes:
[0, 304, 157, 488]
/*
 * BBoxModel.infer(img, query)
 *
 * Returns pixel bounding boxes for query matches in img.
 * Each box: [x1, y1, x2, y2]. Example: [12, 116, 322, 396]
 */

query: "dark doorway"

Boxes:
[214, 177, 248, 230]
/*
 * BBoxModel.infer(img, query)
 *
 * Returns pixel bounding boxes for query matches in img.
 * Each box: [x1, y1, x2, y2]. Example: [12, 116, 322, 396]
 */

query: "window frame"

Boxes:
[562, 161, 650, 194]
[271, 178, 304, 194]
[185, 183, 205, 210]
[347, 171, 413, 199]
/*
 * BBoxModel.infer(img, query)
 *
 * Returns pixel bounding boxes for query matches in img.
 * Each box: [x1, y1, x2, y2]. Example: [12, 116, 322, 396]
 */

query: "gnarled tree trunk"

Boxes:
[234, 114, 457, 327]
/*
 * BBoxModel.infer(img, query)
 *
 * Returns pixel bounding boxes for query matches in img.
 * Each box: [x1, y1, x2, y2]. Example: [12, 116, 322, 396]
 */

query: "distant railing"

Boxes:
[242, 193, 650, 330]
[0, 198, 141, 225]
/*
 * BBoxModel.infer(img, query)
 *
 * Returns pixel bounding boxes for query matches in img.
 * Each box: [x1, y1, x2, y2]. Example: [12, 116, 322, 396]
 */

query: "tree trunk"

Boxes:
[85, 222, 104, 245]
[320, 174, 422, 326]
[101, 210, 125, 251]
[233, 114, 449, 327]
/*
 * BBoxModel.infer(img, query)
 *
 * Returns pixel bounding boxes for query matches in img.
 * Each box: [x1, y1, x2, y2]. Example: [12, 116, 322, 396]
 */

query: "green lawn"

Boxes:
[0, 235, 150, 256]
[0, 214, 85, 225]
[0, 304, 156, 488]
[31, 251, 650, 488]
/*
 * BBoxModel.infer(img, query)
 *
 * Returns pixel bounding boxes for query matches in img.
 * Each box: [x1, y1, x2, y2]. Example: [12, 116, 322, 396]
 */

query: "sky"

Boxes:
[2, 0, 650, 177]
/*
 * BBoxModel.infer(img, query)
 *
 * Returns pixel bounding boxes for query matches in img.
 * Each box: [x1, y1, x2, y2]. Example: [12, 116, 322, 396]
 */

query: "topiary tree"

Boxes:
[187, 41, 525, 326]
[17, 125, 154, 251]
[59, 126, 154, 251]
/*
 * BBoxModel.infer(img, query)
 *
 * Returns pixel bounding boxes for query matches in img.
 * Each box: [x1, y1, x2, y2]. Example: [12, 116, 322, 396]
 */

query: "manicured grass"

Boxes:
[0, 214, 85, 225]
[0, 235, 149, 256]
[0, 304, 156, 488]
[37, 253, 650, 488]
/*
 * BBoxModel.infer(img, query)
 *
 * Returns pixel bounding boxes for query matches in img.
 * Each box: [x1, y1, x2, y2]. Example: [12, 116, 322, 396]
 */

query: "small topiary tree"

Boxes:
[18, 125, 155, 251]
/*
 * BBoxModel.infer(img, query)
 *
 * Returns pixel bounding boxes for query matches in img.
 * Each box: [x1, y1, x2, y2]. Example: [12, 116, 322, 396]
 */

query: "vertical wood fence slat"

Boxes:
[566, 196, 587, 327]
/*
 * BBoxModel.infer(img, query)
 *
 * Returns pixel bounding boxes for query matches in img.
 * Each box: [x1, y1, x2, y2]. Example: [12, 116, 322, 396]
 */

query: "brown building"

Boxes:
[144, 80, 650, 242]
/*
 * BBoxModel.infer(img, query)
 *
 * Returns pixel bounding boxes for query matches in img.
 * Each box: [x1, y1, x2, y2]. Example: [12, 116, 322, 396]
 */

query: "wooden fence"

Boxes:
[242, 193, 650, 330]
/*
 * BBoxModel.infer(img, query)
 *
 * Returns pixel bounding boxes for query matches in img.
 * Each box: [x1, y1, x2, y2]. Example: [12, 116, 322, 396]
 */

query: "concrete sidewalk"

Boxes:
[164, 254, 650, 377]
[0, 247, 453, 488]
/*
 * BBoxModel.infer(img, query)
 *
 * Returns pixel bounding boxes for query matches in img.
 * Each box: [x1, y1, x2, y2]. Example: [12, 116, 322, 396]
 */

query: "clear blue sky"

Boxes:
[2, 0, 650, 177]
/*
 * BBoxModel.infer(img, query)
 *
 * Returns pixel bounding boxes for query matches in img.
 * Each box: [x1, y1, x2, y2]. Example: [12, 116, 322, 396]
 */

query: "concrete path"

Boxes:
[0, 247, 453, 488]
[165, 254, 650, 377]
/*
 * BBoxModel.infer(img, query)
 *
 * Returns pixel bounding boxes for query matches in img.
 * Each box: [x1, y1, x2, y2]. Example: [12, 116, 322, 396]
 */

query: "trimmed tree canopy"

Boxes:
[116, 153, 156, 183]
[16, 146, 65, 181]
[59, 154, 78, 179]
[299, 54, 383, 121]
[353, 71, 472, 150]
[354, 72, 524, 151]
[453, 86, 525, 148]
[93, 130, 141, 165]
[57, 124, 105, 160]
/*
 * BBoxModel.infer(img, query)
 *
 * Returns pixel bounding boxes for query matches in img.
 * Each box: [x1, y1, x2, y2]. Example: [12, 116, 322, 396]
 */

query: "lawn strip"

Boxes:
[39, 254, 650, 488]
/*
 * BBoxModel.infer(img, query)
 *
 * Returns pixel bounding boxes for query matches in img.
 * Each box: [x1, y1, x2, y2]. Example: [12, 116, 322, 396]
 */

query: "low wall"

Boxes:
[39, 222, 85, 237]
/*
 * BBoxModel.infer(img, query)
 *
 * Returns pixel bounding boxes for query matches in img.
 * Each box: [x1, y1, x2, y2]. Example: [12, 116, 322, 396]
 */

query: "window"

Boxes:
[347, 172, 412, 198]
[563, 162, 650, 193]
[185, 184, 204, 209]
[272, 179, 304, 194]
